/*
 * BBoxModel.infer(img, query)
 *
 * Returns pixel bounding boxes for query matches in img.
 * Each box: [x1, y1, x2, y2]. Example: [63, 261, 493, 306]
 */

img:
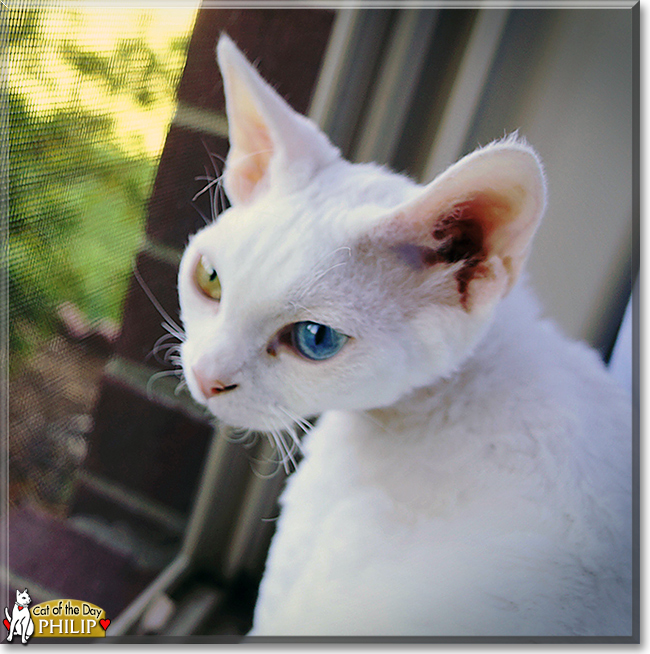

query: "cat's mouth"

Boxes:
[229, 410, 304, 437]
[183, 359, 311, 433]
[197, 391, 301, 434]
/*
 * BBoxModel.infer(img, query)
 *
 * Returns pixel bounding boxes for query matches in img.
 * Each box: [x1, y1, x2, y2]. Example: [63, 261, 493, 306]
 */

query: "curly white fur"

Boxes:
[178, 36, 632, 637]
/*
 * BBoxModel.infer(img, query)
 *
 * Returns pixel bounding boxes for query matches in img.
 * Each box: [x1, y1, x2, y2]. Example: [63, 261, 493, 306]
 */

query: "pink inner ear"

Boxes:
[227, 113, 275, 203]
[409, 190, 515, 255]
[394, 191, 516, 310]
[427, 201, 489, 306]
[425, 201, 486, 265]
[228, 148, 272, 202]
[442, 193, 517, 307]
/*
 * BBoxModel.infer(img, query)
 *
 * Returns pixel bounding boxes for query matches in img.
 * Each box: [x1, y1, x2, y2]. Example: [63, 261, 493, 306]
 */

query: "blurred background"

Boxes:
[3, 3, 635, 641]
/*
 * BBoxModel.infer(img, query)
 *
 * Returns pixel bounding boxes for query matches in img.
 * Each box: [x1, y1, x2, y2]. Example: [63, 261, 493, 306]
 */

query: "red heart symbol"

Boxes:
[99, 619, 110, 631]
[3, 618, 9, 631]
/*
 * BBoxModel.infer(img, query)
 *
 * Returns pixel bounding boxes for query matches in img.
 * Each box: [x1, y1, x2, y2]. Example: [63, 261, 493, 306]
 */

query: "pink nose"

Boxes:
[192, 368, 238, 399]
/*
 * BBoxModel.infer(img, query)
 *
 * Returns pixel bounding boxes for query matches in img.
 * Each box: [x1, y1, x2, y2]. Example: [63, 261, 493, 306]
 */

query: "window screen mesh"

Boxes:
[4, 3, 197, 526]
[3, 6, 335, 633]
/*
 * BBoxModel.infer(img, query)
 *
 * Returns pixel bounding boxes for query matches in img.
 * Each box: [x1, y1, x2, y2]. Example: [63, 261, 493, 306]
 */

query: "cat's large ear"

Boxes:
[378, 139, 546, 311]
[216, 35, 339, 205]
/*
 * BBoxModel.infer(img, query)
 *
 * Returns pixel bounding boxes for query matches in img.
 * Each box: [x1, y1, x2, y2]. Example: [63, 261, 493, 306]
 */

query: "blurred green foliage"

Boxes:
[4, 6, 194, 364]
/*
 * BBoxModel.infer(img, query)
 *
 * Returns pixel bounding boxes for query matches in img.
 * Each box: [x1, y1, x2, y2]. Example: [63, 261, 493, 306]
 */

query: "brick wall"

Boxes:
[71, 5, 335, 619]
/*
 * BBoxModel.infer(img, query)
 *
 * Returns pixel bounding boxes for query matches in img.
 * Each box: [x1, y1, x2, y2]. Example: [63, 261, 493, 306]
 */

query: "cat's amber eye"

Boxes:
[195, 255, 222, 300]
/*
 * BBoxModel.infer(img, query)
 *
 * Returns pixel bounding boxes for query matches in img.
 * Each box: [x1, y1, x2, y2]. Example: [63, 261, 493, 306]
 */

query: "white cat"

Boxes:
[178, 35, 632, 637]
[5, 589, 35, 644]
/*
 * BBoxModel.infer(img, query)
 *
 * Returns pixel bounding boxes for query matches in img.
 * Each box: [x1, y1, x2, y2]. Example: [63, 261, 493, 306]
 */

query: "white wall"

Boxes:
[519, 10, 633, 348]
[469, 9, 634, 350]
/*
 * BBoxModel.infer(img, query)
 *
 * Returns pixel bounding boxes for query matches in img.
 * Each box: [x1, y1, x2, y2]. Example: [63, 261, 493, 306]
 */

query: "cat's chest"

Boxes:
[280, 405, 560, 536]
[255, 407, 573, 635]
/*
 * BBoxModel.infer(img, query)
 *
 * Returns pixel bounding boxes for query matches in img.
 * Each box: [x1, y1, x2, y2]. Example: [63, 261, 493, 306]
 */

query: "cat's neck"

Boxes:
[362, 282, 544, 439]
[304, 284, 555, 513]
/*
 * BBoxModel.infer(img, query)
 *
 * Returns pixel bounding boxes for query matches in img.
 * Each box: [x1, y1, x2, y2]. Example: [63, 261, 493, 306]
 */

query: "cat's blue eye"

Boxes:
[292, 322, 348, 361]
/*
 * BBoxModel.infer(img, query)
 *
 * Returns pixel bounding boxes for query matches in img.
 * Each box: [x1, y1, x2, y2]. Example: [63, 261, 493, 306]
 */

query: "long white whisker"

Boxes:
[272, 426, 295, 475]
[133, 265, 186, 340]
[286, 424, 302, 455]
[228, 147, 273, 165]
[276, 407, 310, 453]
[206, 149, 226, 169]
[208, 166, 219, 222]
[279, 405, 313, 435]
[265, 416, 299, 475]
[310, 260, 349, 286]
[249, 426, 282, 479]
[146, 368, 184, 398]
[273, 410, 302, 456]
[152, 331, 179, 351]
[192, 173, 222, 202]
[319, 245, 352, 263]
[191, 168, 217, 225]
[271, 410, 303, 474]
[262, 424, 287, 477]
[165, 345, 182, 358]
[151, 338, 182, 360]
[226, 427, 258, 448]
[296, 246, 352, 301]
[161, 321, 185, 343]
[197, 143, 230, 220]
[217, 172, 228, 217]
[149, 334, 179, 362]
[195, 147, 271, 208]
[238, 421, 275, 478]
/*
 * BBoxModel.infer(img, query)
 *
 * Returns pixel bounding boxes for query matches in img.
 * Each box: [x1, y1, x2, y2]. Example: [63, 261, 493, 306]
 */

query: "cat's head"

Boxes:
[178, 35, 546, 432]
[16, 589, 30, 606]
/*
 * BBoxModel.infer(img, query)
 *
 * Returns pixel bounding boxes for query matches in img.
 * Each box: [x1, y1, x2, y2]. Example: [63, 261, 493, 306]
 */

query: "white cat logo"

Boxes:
[4, 589, 35, 644]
